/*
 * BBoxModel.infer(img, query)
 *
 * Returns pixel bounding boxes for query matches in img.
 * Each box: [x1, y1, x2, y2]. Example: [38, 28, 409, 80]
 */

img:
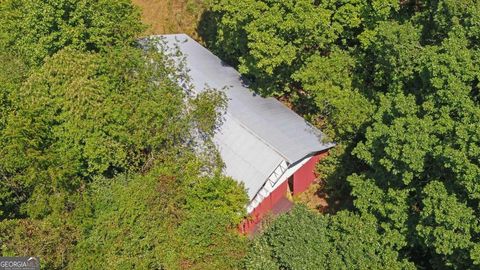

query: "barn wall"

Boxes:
[239, 150, 330, 234]
[291, 150, 328, 195]
[239, 181, 289, 234]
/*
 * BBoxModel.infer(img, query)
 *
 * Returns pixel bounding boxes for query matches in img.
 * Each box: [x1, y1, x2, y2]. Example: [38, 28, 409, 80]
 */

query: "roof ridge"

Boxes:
[159, 33, 334, 164]
[162, 34, 294, 162]
[223, 110, 290, 163]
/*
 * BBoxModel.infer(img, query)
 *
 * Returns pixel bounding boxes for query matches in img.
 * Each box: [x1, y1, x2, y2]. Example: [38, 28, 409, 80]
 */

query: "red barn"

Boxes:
[161, 34, 335, 234]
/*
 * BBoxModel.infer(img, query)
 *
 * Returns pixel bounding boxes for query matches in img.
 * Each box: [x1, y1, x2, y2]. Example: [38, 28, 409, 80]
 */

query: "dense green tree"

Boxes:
[293, 49, 373, 139]
[245, 206, 414, 269]
[0, 40, 249, 268]
[208, 0, 480, 268]
[0, 46, 193, 218]
[69, 156, 247, 270]
[1, 153, 248, 269]
[210, 0, 363, 95]
[208, 0, 396, 141]
[1, 0, 479, 268]
[0, 1, 250, 269]
[0, 0, 143, 67]
[350, 15, 480, 267]
[0, 0, 148, 220]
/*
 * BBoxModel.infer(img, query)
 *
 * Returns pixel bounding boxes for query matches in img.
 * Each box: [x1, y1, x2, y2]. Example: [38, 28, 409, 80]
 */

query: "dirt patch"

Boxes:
[294, 180, 330, 213]
[132, 0, 207, 38]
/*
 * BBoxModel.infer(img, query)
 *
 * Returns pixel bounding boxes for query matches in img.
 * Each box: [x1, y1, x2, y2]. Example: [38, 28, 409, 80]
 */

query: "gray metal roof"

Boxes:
[157, 34, 334, 199]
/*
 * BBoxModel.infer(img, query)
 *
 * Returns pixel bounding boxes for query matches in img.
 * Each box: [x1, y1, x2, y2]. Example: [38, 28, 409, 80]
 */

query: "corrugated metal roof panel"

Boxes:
[157, 34, 334, 200]
[216, 116, 284, 198]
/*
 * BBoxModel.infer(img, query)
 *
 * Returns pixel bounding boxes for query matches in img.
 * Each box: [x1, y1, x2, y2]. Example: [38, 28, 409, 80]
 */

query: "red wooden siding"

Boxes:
[239, 180, 289, 234]
[291, 150, 328, 195]
[238, 150, 329, 234]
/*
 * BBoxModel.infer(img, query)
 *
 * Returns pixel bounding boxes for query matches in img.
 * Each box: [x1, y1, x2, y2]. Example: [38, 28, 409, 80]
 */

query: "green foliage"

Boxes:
[293, 50, 374, 139]
[0, 0, 150, 218]
[0, 1, 250, 268]
[209, 0, 399, 140]
[245, 206, 415, 269]
[417, 181, 479, 267]
[207, 0, 480, 268]
[211, 0, 361, 95]
[350, 33, 480, 267]
[0, 218, 79, 269]
[0, 0, 143, 66]
[0, 46, 194, 218]
[353, 93, 436, 186]
[358, 21, 422, 94]
[351, 90, 480, 267]
[70, 157, 247, 269]
[191, 88, 228, 138]
[1, 0, 479, 268]
[419, 0, 480, 45]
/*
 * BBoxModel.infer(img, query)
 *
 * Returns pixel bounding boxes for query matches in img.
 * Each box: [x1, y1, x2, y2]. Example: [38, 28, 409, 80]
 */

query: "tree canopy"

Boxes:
[1, 0, 479, 268]
[245, 206, 415, 270]
[0, 0, 143, 66]
[209, 0, 480, 268]
[0, 0, 248, 269]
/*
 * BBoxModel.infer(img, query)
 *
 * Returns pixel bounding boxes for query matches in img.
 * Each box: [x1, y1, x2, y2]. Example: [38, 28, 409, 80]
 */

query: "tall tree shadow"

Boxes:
[197, 10, 218, 50]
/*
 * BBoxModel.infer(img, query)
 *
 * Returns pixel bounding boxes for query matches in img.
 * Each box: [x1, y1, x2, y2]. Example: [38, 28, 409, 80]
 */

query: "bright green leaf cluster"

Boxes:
[245, 206, 415, 269]
[208, 0, 480, 268]
[0, 1, 250, 269]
